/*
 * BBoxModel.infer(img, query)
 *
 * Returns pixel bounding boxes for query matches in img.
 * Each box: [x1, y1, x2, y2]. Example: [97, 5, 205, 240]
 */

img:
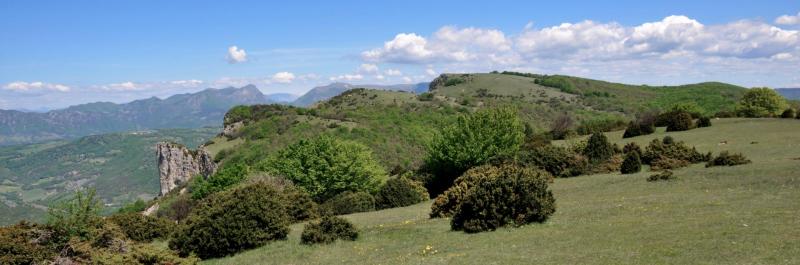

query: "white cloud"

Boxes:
[362, 33, 433, 63]
[375, 74, 385, 80]
[426, 68, 437, 76]
[776, 12, 800, 25]
[169, 79, 204, 87]
[358, 63, 379, 74]
[227, 46, 247, 63]
[362, 27, 514, 64]
[101, 81, 142, 91]
[384, 69, 402, 76]
[271, 72, 296, 83]
[3, 81, 71, 92]
[329, 74, 364, 82]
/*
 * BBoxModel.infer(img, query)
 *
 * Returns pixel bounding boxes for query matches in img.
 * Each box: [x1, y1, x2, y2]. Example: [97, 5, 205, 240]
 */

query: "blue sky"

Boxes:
[1, 0, 799, 110]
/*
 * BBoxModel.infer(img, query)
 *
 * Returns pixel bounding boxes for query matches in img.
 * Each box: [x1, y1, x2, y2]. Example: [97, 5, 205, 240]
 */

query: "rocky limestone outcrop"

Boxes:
[156, 142, 216, 196]
[222, 121, 243, 138]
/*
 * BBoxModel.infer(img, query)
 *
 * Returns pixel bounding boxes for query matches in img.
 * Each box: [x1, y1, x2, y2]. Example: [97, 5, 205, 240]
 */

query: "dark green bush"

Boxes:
[623, 121, 654, 138]
[284, 186, 319, 222]
[116, 199, 147, 214]
[107, 213, 174, 243]
[260, 135, 387, 202]
[647, 170, 675, 182]
[450, 165, 556, 233]
[642, 137, 709, 165]
[169, 182, 290, 259]
[425, 107, 524, 196]
[322, 191, 376, 215]
[375, 177, 428, 209]
[620, 152, 642, 174]
[623, 142, 642, 155]
[583, 132, 613, 163]
[519, 145, 587, 178]
[696, 117, 712, 128]
[650, 156, 690, 170]
[781, 108, 796, 118]
[666, 111, 694, 132]
[706, 151, 752, 167]
[300, 216, 358, 245]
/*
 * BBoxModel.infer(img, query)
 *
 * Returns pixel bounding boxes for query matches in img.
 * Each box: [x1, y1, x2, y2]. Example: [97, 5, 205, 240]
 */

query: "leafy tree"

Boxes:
[261, 135, 387, 201]
[424, 107, 524, 195]
[116, 199, 147, 214]
[47, 188, 103, 241]
[191, 162, 249, 199]
[583, 132, 613, 163]
[736, 87, 788, 117]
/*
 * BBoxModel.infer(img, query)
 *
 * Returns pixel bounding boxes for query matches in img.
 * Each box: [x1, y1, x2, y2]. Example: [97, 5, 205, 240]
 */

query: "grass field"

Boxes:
[197, 118, 800, 264]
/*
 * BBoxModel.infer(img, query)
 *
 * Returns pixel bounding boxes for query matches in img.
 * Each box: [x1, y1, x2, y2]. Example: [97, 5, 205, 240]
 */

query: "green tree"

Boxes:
[737, 87, 788, 117]
[583, 132, 613, 163]
[47, 188, 103, 241]
[261, 135, 387, 201]
[191, 162, 249, 199]
[424, 107, 524, 195]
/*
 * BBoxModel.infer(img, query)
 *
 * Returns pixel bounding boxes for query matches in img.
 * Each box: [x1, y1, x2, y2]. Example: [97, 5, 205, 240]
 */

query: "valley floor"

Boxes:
[185, 118, 799, 264]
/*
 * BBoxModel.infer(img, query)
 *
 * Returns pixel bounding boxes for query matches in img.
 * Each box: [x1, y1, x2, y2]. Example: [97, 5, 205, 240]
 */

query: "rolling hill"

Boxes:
[777, 88, 800, 100]
[0, 85, 270, 146]
[291, 82, 430, 107]
[0, 127, 218, 225]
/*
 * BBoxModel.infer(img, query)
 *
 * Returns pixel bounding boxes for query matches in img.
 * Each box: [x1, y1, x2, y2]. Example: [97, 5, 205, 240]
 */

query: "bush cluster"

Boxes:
[450, 165, 556, 233]
[0, 222, 56, 265]
[518, 145, 587, 178]
[375, 177, 428, 209]
[706, 151, 751, 167]
[642, 137, 709, 167]
[106, 213, 174, 243]
[620, 152, 642, 174]
[647, 170, 675, 182]
[696, 117, 712, 128]
[284, 186, 319, 222]
[583, 132, 614, 163]
[322, 191, 376, 215]
[622, 120, 655, 138]
[430, 165, 501, 218]
[300, 216, 358, 245]
[170, 182, 290, 259]
[623, 142, 642, 155]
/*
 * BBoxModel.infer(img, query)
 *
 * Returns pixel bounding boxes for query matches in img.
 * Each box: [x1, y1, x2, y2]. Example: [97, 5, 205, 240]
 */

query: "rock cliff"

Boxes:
[156, 142, 216, 196]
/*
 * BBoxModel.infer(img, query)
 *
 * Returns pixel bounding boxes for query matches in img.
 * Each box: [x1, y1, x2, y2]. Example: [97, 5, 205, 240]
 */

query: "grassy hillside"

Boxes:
[0, 127, 218, 225]
[196, 118, 800, 264]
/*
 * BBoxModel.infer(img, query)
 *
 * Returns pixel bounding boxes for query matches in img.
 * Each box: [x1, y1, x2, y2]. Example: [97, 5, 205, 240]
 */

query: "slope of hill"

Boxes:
[210, 73, 745, 174]
[776, 88, 800, 100]
[291, 82, 430, 107]
[199, 118, 800, 264]
[0, 85, 270, 146]
[0, 127, 218, 225]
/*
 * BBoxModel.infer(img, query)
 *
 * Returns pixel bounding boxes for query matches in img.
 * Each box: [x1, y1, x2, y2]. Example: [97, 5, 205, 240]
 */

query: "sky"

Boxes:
[1, 0, 799, 111]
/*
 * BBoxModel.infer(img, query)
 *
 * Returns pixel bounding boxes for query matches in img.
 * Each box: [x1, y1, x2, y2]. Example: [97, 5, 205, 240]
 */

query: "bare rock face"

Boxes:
[156, 142, 216, 196]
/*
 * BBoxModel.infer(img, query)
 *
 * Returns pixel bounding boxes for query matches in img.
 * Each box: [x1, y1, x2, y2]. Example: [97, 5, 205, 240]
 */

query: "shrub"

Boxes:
[576, 118, 627, 135]
[696, 116, 712, 128]
[424, 107, 524, 196]
[322, 191, 376, 215]
[375, 177, 428, 209]
[156, 194, 195, 222]
[0, 222, 57, 265]
[583, 132, 613, 163]
[665, 111, 694, 132]
[107, 213, 174, 243]
[431, 164, 552, 218]
[116, 199, 147, 214]
[169, 182, 290, 259]
[706, 151, 752, 167]
[450, 165, 556, 233]
[300, 216, 358, 245]
[191, 162, 249, 200]
[781, 108, 796, 118]
[623, 142, 642, 155]
[549, 114, 574, 140]
[737, 87, 788, 117]
[519, 145, 587, 178]
[261, 135, 388, 202]
[47, 188, 104, 242]
[650, 156, 690, 171]
[647, 170, 675, 182]
[417, 92, 434, 101]
[284, 186, 319, 222]
[620, 152, 642, 174]
[642, 137, 709, 165]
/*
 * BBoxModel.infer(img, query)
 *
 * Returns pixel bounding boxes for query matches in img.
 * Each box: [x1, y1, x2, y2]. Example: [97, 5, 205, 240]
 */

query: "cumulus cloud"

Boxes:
[776, 12, 800, 25]
[100, 81, 142, 91]
[358, 63, 379, 74]
[384, 69, 402, 76]
[363, 16, 800, 65]
[3, 81, 71, 92]
[169, 79, 204, 87]
[227, 46, 247, 63]
[271, 72, 296, 83]
[330, 74, 364, 82]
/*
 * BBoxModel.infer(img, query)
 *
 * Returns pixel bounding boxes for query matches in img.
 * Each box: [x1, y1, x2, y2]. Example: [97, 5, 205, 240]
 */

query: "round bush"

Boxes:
[696, 116, 712, 127]
[261, 135, 387, 202]
[169, 182, 290, 259]
[620, 152, 642, 174]
[647, 170, 675, 182]
[583, 132, 613, 163]
[424, 107, 524, 196]
[106, 213, 174, 242]
[284, 186, 319, 222]
[322, 191, 376, 215]
[781, 108, 796, 118]
[300, 216, 358, 245]
[519, 145, 587, 178]
[705, 151, 751, 167]
[666, 111, 693, 132]
[375, 177, 428, 209]
[450, 165, 556, 233]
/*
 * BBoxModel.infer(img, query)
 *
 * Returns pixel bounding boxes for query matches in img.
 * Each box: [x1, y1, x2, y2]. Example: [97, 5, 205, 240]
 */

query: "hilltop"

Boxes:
[291, 82, 429, 107]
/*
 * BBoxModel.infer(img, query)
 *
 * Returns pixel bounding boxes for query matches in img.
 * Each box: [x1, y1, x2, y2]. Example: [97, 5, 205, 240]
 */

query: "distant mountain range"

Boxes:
[0, 82, 430, 145]
[776, 88, 800, 100]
